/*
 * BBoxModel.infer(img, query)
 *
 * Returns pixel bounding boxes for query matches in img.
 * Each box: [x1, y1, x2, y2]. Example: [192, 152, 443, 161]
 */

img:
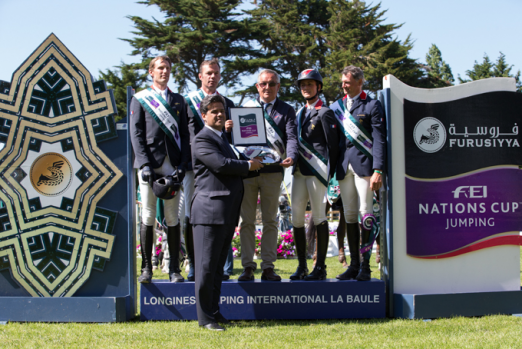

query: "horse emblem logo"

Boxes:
[30, 153, 73, 196]
[413, 117, 446, 153]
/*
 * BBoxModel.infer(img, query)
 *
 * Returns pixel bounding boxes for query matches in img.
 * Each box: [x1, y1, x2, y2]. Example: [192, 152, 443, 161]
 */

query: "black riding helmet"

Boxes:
[152, 172, 181, 200]
[295, 69, 323, 100]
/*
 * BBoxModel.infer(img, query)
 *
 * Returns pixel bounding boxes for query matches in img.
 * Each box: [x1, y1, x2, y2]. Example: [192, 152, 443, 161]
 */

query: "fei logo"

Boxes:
[413, 117, 446, 153]
[452, 186, 487, 199]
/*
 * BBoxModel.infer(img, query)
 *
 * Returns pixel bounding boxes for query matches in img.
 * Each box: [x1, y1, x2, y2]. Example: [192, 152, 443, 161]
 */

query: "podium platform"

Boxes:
[141, 278, 385, 321]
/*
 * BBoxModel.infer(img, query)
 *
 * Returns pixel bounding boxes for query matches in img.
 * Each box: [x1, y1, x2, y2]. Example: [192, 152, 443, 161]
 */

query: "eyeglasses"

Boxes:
[258, 82, 278, 88]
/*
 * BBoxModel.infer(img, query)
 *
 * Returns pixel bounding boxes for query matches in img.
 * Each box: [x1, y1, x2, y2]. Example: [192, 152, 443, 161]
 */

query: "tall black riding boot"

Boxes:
[183, 216, 195, 281]
[336, 223, 361, 280]
[138, 223, 154, 283]
[304, 221, 328, 280]
[290, 227, 309, 280]
[356, 223, 372, 281]
[168, 224, 184, 283]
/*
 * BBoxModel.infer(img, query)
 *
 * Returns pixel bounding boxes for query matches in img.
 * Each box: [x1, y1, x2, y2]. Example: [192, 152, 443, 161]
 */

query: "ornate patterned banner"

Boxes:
[0, 34, 122, 297]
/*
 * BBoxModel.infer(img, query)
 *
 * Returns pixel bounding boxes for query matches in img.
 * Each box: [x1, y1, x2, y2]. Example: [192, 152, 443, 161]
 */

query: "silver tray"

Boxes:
[242, 146, 281, 165]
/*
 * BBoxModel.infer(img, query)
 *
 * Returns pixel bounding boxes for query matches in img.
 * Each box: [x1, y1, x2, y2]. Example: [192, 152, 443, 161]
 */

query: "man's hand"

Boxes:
[225, 120, 234, 133]
[141, 166, 154, 184]
[370, 171, 383, 191]
[173, 165, 186, 182]
[280, 157, 294, 168]
[248, 158, 264, 171]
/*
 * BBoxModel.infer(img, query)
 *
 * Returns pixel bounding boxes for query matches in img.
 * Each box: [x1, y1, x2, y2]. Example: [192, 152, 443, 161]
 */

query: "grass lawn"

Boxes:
[1, 253, 522, 348]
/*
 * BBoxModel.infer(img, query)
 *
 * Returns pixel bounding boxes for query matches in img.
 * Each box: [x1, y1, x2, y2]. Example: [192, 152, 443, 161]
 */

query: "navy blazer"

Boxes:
[190, 127, 250, 226]
[251, 97, 299, 174]
[336, 91, 386, 179]
[186, 91, 235, 143]
[130, 89, 190, 170]
[292, 103, 339, 178]
[185, 91, 234, 170]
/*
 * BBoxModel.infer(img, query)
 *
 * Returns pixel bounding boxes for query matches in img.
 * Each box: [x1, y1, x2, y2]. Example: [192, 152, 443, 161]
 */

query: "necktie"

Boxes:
[221, 132, 235, 158]
[346, 98, 353, 111]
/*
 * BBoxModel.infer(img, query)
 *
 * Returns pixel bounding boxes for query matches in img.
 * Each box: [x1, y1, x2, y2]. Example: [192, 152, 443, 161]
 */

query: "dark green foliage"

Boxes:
[459, 52, 521, 92]
[99, 62, 149, 121]
[236, 0, 431, 105]
[123, 0, 264, 94]
[424, 44, 454, 87]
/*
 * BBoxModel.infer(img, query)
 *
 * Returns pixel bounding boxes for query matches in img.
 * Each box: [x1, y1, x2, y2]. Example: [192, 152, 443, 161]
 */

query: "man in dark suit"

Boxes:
[183, 58, 236, 282]
[238, 69, 298, 282]
[130, 55, 190, 284]
[191, 94, 262, 331]
[332, 65, 386, 281]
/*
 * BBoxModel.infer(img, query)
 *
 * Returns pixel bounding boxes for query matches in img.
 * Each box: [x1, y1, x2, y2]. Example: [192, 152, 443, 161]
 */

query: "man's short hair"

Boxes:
[200, 94, 226, 115]
[199, 58, 221, 74]
[149, 55, 172, 71]
[258, 69, 281, 84]
[342, 66, 364, 81]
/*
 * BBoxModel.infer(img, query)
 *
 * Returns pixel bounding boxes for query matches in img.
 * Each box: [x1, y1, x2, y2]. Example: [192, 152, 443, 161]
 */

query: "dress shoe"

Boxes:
[222, 274, 230, 281]
[289, 266, 308, 280]
[214, 312, 230, 325]
[238, 267, 255, 281]
[261, 268, 281, 281]
[138, 270, 152, 283]
[201, 322, 225, 331]
[169, 272, 184, 283]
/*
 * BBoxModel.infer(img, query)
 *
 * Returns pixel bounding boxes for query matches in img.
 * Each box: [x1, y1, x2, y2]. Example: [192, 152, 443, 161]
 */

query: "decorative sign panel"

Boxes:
[0, 34, 122, 297]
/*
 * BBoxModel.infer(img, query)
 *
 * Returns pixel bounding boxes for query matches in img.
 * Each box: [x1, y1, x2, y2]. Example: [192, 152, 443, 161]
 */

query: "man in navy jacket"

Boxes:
[191, 94, 262, 330]
[332, 65, 386, 281]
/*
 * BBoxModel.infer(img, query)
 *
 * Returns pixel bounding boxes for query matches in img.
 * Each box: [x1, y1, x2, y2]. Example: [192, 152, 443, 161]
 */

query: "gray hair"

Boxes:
[258, 69, 281, 84]
[342, 66, 364, 81]
[200, 94, 226, 115]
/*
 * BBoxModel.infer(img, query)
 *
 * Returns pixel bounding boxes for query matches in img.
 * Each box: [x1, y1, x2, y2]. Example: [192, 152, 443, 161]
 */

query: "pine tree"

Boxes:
[240, 0, 431, 105]
[424, 44, 454, 87]
[99, 62, 149, 121]
[123, 0, 264, 94]
[459, 52, 521, 92]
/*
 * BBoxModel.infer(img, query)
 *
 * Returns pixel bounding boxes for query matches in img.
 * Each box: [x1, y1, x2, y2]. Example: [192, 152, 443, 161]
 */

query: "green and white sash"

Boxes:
[296, 100, 329, 187]
[135, 88, 181, 151]
[330, 97, 373, 160]
[184, 89, 205, 129]
[243, 99, 286, 159]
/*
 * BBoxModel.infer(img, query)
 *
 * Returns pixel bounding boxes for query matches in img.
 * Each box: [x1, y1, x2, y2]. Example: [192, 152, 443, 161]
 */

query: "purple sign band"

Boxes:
[240, 125, 258, 138]
[406, 167, 522, 257]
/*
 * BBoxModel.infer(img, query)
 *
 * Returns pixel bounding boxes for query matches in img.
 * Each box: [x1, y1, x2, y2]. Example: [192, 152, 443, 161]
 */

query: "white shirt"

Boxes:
[345, 92, 361, 110]
[305, 99, 320, 117]
[153, 86, 168, 101]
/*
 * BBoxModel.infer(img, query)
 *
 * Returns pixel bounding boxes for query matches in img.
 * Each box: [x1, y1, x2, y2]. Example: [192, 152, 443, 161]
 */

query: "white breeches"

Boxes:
[138, 157, 180, 226]
[290, 169, 327, 228]
[338, 163, 373, 223]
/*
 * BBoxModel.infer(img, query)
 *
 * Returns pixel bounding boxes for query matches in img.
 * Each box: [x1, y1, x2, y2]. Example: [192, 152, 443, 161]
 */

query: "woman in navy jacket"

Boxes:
[290, 69, 339, 280]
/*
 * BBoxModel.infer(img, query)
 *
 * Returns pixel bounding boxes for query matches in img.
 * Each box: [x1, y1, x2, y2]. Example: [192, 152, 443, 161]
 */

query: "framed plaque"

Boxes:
[229, 107, 267, 146]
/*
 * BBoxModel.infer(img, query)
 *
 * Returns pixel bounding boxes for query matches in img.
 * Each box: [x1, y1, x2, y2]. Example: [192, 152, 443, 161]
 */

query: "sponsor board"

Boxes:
[141, 279, 385, 320]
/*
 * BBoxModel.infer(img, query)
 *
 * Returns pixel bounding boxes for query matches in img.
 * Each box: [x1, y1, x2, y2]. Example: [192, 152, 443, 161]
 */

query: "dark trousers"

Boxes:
[193, 223, 235, 326]
[224, 244, 234, 275]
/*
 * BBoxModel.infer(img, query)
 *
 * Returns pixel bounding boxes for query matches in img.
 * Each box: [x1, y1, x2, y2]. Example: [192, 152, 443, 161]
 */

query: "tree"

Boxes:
[99, 62, 149, 121]
[458, 52, 521, 92]
[424, 44, 454, 87]
[123, 0, 264, 94]
[239, 0, 432, 105]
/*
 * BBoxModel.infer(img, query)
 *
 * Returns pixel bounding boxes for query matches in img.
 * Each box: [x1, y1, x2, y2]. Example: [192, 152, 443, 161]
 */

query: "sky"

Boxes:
[1, 0, 521, 103]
